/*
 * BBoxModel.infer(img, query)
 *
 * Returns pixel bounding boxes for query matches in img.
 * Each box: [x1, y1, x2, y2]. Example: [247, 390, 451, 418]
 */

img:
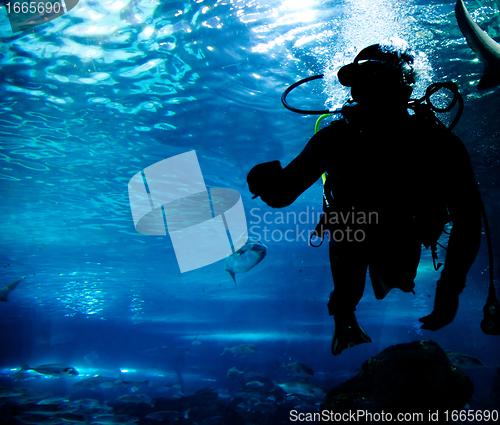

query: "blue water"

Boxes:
[1, 0, 500, 423]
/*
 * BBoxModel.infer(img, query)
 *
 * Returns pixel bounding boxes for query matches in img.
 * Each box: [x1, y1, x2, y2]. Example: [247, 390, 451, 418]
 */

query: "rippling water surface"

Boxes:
[0, 0, 500, 416]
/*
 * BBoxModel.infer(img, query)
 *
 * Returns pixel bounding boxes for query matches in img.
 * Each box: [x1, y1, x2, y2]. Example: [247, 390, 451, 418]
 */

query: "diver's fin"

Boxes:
[331, 314, 372, 356]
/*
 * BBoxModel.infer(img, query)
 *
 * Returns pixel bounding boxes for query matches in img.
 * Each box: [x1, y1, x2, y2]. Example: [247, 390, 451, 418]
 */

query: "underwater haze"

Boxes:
[1, 0, 500, 423]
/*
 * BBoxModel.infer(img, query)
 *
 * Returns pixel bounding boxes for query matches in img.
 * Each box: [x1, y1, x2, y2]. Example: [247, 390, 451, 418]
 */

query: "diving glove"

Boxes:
[247, 160, 283, 204]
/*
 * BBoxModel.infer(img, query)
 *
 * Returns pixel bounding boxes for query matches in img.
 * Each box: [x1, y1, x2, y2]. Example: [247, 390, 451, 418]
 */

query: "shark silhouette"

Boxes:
[455, 0, 500, 89]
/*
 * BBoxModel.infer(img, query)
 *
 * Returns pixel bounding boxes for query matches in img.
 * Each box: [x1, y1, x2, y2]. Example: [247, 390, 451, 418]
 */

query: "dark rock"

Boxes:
[321, 340, 474, 421]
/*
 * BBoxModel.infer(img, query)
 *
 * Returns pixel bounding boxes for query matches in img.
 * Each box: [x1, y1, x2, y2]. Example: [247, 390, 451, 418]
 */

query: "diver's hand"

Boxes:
[247, 161, 283, 201]
[419, 276, 464, 331]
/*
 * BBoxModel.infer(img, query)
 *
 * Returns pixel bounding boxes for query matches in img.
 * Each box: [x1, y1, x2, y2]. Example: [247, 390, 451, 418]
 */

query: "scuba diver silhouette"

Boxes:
[247, 39, 483, 355]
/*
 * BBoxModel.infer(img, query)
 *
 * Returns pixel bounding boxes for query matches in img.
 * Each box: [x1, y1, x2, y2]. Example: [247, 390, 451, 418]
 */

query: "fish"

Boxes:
[156, 383, 183, 395]
[74, 408, 112, 417]
[12, 394, 49, 404]
[245, 380, 265, 388]
[117, 393, 153, 407]
[67, 399, 112, 417]
[86, 415, 139, 424]
[233, 390, 263, 401]
[247, 401, 277, 415]
[73, 375, 118, 389]
[0, 275, 25, 302]
[236, 396, 261, 411]
[293, 403, 320, 413]
[455, 0, 500, 89]
[220, 343, 257, 357]
[237, 400, 275, 414]
[141, 346, 168, 355]
[216, 388, 231, 400]
[0, 387, 50, 404]
[9, 370, 43, 381]
[227, 366, 246, 379]
[279, 362, 314, 378]
[71, 398, 111, 409]
[100, 378, 149, 389]
[14, 363, 78, 379]
[15, 413, 62, 424]
[191, 336, 202, 345]
[146, 410, 190, 421]
[200, 417, 228, 425]
[36, 396, 70, 405]
[0, 386, 27, 398]
[21, 403, 72, 415]
[244, 371, 264, 381]
[276, 381, 327, 399]
[446, 351, 484, 369]
[56, 413, 88, 423]
[225, 237, 267, 287]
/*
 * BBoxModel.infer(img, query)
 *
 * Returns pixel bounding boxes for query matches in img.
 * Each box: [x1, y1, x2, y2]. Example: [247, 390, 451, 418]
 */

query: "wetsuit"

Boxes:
[248, 109, 482, 317]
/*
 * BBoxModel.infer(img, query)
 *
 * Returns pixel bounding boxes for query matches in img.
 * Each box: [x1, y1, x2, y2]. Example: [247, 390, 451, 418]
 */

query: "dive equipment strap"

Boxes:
[309, 114, 332, 248]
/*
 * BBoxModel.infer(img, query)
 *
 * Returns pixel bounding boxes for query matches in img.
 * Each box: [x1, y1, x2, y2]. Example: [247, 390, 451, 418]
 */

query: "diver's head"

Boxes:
[338, 38, 416, 109]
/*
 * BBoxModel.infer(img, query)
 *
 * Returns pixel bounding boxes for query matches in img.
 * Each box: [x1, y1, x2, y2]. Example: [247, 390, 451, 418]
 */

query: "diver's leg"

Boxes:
[328, 242, 372, 355]
[327, 242, 368, 316]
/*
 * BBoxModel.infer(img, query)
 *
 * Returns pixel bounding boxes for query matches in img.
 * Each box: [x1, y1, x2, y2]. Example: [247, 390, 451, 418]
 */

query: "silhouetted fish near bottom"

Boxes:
[275, 381, 326, 399]
[279, 362, 314, 378]
[220, 343, 257, 357]
[227, 366, 246, 378]
[117, 393, 153, 407]
[146, 410, 190, 422]
[446, 351, 484, 369]
[87, 415, 139, 424]
[73, 375, 117, 389]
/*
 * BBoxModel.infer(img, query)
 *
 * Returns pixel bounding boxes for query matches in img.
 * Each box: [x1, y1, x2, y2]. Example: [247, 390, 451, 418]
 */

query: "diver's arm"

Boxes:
[440, 138, 482, 285]
[420, 133, 482, 331]
[247, 126, 332, 208]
